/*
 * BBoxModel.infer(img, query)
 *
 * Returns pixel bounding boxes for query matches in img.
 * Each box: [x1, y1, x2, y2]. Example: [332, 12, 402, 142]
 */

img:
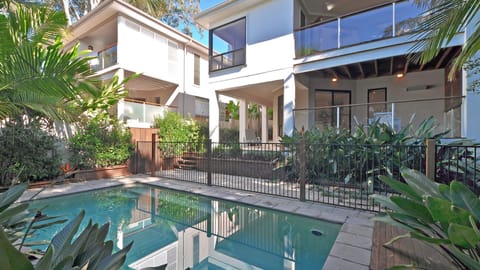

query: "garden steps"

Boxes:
[176, 153, 200, 170]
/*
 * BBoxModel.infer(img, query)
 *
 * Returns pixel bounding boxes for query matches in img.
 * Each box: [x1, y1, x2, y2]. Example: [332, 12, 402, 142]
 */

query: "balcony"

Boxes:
[294, 96, 464, 138]
[90, 44, 117, 72]
[294, 0, 428, 58]
[123, 99, 176, 127]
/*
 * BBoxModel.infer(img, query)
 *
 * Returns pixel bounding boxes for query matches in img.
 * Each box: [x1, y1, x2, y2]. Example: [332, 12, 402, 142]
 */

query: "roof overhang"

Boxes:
[195, 0, 269, 29]
[65, 0, 208, 54]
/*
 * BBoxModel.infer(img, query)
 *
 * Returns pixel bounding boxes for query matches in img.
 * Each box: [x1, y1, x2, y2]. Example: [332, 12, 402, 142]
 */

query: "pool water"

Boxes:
[28, 185, 341, 269]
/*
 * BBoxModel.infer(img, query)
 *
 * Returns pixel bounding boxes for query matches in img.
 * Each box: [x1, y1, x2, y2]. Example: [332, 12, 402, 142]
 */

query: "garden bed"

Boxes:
[69, 164, 131, 180]
[196, 157, 285, 179]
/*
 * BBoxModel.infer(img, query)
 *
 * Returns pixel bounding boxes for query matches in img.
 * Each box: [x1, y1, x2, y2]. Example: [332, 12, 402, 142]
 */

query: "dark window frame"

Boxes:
[209, 17, 246, 72]
[315, 89, 352, 130]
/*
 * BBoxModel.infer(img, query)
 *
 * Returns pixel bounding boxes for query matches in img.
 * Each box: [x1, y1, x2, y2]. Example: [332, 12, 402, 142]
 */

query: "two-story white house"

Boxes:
[196, 0, 480, 143]
[64, 0, 211, 128]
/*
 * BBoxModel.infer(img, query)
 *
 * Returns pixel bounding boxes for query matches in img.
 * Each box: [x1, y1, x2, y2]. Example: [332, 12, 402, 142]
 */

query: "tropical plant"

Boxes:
[225, 101, 239, 120]
[0, 117, 62, 185]
[0, 0, 128, 121]
[372, 168, 480, 270]
[0, 183, 133, 269]
[68, 113, 134, 169]
[412, 0, 480, 77]
[435, 139, 480, 189]
[280, 117, 445, 185]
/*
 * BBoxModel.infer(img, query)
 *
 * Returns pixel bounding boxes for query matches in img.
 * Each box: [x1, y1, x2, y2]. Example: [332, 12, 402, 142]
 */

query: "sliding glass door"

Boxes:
[315, 90, 351, 130]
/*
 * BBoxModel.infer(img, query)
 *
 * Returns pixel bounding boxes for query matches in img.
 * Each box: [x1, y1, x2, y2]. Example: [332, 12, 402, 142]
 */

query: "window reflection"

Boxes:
[209, 18, 246, 72]
[340, 5, 393, 47]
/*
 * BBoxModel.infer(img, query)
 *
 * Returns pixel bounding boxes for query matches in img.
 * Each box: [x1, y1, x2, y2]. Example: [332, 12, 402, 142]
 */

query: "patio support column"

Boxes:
[116, 68, 125, 122]
[261, 105, 268, 142]
[283, 73, 296, 137]
[239, 99, 247, 143]
[464, 12, 480, 141]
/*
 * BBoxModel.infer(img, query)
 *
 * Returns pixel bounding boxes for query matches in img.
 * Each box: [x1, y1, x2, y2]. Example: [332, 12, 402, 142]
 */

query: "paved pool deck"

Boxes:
[18, 174, 375, 270]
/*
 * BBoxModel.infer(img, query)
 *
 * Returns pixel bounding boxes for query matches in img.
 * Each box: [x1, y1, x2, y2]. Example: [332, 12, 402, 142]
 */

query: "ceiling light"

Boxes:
[325, 2, 335, 11]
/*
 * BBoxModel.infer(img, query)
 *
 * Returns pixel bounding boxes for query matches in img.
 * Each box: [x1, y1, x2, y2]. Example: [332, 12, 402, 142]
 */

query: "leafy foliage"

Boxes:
[372, 168, 480, 270]
[435, 139, 480, 189]
[281, 117, 446, 185]
[411, 0, 480, 77]
[220, 128, 239, 143]
[0, 0, 129, 121]
[0, 184, 133, 269]
[225, 101, 239, 120]
[154, 111, 202, 156]
[68, 114, 133, 169]
[0, 118, 61, 185]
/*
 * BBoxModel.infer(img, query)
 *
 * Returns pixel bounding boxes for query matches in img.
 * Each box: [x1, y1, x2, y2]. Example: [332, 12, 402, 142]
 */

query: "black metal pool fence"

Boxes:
[132, 139, 480, 212]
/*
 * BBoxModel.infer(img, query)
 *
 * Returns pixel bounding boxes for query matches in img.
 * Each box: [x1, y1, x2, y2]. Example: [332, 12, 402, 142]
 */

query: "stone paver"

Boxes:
[323, 256, 370, 270]
[15, 174, 375, 269]
[329, 243, 371, 266]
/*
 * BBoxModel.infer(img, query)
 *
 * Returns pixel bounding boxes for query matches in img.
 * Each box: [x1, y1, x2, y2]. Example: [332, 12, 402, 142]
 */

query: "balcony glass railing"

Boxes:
[294, 0, 429, 57]
[90, 44, 117, 72]
[294, 96, 464, 138]
[123, 99, 176, 126]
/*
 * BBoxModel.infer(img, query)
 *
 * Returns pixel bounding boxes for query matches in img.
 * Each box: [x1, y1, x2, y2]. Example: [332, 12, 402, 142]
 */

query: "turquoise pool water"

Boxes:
[28, 185, 341, 269]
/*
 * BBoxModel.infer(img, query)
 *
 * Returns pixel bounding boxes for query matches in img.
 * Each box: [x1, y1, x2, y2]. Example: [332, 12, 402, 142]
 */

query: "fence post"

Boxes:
[299, 136, 306, 201]
[151, 133, 157, 177]
[425, 139, 436, 180]
[206, 139, 212, 186]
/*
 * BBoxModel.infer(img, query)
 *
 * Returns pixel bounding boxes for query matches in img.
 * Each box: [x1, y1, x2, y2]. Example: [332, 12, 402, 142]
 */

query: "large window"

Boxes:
[209, 18, 246, 72]
[194, 54, 200, 85]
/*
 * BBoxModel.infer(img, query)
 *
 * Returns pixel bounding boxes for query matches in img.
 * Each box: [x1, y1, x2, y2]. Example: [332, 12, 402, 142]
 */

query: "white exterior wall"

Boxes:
[118, 16, 181, 85]
[208, 0, 294, 90]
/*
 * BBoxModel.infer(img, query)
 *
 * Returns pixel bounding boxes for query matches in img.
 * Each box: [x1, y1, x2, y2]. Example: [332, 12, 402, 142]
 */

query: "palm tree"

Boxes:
[412, 0, 480, 77]
[0, 0, 126, 121]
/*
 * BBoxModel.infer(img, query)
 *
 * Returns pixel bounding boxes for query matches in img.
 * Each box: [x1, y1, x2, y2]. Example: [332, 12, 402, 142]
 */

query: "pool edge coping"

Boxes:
[16, 175, 375, 270]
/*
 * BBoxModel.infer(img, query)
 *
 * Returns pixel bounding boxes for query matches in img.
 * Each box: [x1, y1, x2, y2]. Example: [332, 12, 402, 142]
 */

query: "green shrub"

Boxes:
[154, 111, 203, 156]
[68, 114, 133, 169]
[220, 128, 239, 142]
[0, 118, 61, 185]
[373, 168, 480, 270]
[212, 143, 242, 159]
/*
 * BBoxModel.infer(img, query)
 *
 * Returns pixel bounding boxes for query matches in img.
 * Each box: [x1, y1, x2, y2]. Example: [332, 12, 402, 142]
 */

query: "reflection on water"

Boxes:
[28, 185, 341, 269]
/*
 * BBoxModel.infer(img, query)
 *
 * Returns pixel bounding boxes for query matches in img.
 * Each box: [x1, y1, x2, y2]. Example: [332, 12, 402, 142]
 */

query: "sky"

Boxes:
[191, 0, 225, 46]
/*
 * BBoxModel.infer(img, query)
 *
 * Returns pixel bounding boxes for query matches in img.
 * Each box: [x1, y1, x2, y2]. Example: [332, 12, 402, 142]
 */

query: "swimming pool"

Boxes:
[28, 184, 341, 269]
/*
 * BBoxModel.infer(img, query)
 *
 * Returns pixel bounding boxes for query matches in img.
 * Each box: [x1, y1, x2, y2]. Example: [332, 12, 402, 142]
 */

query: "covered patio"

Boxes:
[293, 46, 464, 138]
